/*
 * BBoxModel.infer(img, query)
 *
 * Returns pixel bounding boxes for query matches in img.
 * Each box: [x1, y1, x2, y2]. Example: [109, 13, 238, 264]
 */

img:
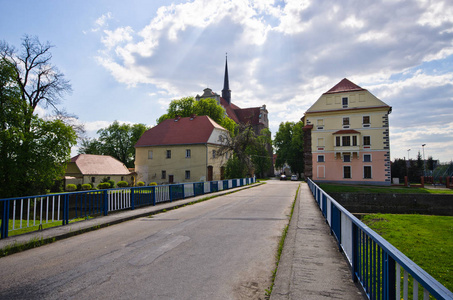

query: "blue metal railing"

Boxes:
[307, 178, 452, 300]
[0, 177, 256, 239]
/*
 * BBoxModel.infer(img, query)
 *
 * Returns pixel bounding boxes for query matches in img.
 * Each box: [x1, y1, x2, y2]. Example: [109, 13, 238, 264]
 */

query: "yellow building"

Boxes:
[303, 78, 392, 185]
[135, 115, 229, 184]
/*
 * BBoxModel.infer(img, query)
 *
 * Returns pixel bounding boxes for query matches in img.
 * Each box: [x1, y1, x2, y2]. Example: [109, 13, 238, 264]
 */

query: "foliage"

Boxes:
[224, 156, 247, 179]
[117, 181, 128, 187]
[157, 96, 236, 134]
[81, 184, 91, 190]
[249, 128, 272, 178]
[137, 181, 145, 186]
[97, 182, 110, 189]
[391, 158, 407, 182]
[66, 184, 77, 192]
[0, 36, 77, 198]
[274, 121, 304, 177]
[363, 214, 453, 293]
[148, 182, 157, 186]
[79, 121, 149, 168]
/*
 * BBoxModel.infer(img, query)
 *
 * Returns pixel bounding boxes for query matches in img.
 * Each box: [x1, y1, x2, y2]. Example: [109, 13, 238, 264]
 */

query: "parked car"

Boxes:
[291, 175, 297, 181]
[280, 174, 286, 180]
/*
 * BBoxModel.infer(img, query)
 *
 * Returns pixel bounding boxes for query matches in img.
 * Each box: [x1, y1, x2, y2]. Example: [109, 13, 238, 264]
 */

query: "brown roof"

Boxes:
[220, 97, 262, 126]
[324, 78, 366, 94]
[332, 129, 361, 135]
[70, 154, 131, 175]
[135, 115, 226, 147]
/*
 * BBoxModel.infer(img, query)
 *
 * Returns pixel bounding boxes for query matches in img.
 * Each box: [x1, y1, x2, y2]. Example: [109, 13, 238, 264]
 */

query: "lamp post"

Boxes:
[406, 149, 411, 182]
[422, 144, 426, 176]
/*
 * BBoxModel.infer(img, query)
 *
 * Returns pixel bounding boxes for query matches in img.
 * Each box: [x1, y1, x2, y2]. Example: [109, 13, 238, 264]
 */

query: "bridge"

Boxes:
[0, 179, 451, 299]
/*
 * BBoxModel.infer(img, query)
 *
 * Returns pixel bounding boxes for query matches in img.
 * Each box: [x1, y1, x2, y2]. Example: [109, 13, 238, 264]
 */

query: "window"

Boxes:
[342, 97, 348, 108]
[166, 150, 171, 159]
[344, 166, 351, 179]
[148, 150, 153, 159]
[336, 136, 341, 146]
[185, 149, 191, 158]
[342, 136, 351, 146]
[91, 177, 95, 183]
[352, 136, 358, 146]
[317, 119, 324, 130]
[212, 150, 216, 158]
[364, 166, 372, 179]
[317, 155, 325, 162]
[363, 116, 370, 124]
[343, 154, 351, 162]
[363, 136, 371, 146]
[161, 170, 166, 179]
[343, 117, 350, 126]
[364, 154, 371, 162]
[185, 170, 191, 179]
[121, 176, 124, 181]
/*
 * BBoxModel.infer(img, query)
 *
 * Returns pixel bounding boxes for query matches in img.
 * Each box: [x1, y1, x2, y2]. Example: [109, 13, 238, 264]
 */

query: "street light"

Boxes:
[407, 149, 411, 161]
[422, 144, 426, 176]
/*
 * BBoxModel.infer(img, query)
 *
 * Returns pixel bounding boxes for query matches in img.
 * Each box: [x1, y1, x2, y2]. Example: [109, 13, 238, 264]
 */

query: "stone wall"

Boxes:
[329, 192, 453, 216]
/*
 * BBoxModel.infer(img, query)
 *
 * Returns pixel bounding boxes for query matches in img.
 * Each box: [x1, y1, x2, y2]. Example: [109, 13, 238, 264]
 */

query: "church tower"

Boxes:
[221, 54, 231, 105]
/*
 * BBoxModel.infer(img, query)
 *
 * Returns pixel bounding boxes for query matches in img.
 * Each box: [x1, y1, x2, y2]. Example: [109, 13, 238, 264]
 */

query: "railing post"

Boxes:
[62, 194, 69, 225]
[131, 188, 135, 210]
[169, 185, 173, 202]
[182, 184, 185, 199]
[1, 200, 10, 239]
[103, 190, 108, 216]
[152, 186, 156, 206]
[352, 223, 359, 282]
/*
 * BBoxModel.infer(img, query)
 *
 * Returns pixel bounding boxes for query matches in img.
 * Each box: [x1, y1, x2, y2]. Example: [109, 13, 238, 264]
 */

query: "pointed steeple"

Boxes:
[222, 53, 231, 105]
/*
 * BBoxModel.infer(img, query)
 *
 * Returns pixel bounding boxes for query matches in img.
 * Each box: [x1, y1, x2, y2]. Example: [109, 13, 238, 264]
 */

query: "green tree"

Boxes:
[79, 121, 149, 168]
[157, 96, 236, 134]
[0, 37, 77, 198]
[248, 128, 272, 178]
[274, 121, 305, 178]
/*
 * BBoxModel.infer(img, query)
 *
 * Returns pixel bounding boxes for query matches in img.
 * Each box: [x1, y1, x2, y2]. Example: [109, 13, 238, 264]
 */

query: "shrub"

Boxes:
[66, 184, 77, 192]
[137, 181, 145, 186]
[77, 184, 82, 191]
[117, 181, 128, 188]
[81, 184, 92, 190]
[97, 182, 111, 189]
[108, 179, 116, 188]
[149, 182, 157, 186]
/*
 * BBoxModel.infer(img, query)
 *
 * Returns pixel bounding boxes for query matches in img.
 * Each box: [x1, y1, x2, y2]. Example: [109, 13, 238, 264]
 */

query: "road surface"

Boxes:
[0, 180, 298, 300]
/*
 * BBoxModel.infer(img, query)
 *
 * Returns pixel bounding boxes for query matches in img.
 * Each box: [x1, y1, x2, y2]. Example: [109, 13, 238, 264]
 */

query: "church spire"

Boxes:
[222, 53, 231, 105]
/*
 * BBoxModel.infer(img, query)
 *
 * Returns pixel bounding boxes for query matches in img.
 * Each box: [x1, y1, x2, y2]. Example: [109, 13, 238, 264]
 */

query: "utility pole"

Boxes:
[422, 144, 426, 176]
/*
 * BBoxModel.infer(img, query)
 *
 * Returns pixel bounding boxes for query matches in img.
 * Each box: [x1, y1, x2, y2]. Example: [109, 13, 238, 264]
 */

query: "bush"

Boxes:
[117, 181, 128, 188]
[81, 184, 92, 190]
[108, 179, 116, 188]
[149, 182, 157, 186]
[77, 184, 82, 191]
[66, 184, 77, 192]
[137, 181, 145, 186]
[97, 182, 111, 189]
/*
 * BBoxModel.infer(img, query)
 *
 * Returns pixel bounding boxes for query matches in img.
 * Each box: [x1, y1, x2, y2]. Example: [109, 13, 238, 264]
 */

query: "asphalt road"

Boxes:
[0, 180, 298, 300]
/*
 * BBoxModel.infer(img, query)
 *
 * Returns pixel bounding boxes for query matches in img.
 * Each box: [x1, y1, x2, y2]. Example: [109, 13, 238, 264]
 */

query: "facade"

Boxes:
[135, 115, 229, 185]
[65, 154, 135, 187]
[303, 78, 392, 185]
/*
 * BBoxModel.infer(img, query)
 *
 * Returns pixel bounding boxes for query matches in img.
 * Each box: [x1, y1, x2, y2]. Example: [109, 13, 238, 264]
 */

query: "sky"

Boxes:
[1, 0, 452, 163]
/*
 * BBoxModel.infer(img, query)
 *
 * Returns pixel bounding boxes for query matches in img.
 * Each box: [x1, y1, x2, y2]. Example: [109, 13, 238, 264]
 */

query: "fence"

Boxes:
[307, 178, 452, 300]
[0, 177, 256, 239]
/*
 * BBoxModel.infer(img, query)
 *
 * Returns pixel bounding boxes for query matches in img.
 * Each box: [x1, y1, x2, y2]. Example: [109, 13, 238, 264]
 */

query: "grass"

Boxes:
[318, 183, 453, 194]
[362, 214, 453, 294]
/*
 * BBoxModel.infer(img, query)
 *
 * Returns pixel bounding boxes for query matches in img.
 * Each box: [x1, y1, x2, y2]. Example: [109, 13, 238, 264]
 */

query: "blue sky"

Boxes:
[1, 0, 452, 162]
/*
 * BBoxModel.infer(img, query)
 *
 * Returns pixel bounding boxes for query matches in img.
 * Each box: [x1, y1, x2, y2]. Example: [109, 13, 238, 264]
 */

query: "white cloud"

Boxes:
[92, 12, 112, 32]
[93, 0, 453, 162]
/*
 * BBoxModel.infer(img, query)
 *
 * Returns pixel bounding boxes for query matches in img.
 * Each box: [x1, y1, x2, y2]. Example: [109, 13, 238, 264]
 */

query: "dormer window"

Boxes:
[342, 97, 348, 108]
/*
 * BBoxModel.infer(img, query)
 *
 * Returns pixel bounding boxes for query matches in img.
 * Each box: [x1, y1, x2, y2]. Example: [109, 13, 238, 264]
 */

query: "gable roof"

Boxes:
[324, 78, 366, 94]
[135, 115, 226, 147]
[220, 97, 262, 126]
[70, 154, 131, 175]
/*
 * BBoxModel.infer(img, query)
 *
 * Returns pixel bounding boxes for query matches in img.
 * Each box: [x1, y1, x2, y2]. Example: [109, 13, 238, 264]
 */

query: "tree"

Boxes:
[249, 128, 272, 178]
[0, 36, 77, 198]
[79, 121, 149, 168]
[274, 121, 305, 178]
[157, 96, 236, 133]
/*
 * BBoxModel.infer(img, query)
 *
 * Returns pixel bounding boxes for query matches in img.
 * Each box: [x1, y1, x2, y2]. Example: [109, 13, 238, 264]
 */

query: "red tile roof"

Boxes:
[220, 97, 261, 125]
[324, 78, 366, 94]
[135, 115, 226, 147]
[70, 154, 131, 175]
[332, 129, 361, 135]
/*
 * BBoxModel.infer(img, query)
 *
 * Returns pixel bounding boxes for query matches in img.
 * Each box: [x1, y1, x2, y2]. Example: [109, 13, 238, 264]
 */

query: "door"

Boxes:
[169, 175, 174, 184]
[207, 166, 213, 181]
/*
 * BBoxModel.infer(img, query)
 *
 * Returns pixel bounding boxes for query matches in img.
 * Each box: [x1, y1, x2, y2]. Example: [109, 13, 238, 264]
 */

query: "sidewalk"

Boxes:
[0, 183, 260, 252]
[271, 182, 367, 300]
